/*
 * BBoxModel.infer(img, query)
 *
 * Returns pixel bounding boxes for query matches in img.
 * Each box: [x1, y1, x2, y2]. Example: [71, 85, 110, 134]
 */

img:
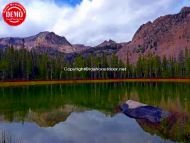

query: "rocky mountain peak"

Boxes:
[117, 7, 190, 63]
[97, 39, 117, 48]
[180, 7, 190, 14]
[34, 31, 72, 46]
[0, 32, 75, 53]
[103, 39, 116, 44]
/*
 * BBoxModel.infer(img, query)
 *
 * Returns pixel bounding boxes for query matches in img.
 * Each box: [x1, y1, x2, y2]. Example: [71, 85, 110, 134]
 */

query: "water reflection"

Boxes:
[0, 82, 189, 143]
[120, 100, 190, 142]
[0, 111, 174, 143]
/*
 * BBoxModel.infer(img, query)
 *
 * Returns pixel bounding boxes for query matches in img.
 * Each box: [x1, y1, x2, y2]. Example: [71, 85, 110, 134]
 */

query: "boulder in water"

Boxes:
[120, 100, 169, 123]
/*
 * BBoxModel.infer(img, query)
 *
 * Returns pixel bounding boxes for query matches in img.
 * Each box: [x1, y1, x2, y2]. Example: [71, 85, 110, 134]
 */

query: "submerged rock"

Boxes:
[119, 100, 169, 123]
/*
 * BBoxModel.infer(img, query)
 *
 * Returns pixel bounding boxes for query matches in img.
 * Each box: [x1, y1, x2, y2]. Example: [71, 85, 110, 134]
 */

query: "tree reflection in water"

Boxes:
[0, 129, 22, 143]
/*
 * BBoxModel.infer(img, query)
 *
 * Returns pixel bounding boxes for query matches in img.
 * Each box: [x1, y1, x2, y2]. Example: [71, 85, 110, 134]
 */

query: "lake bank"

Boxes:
[0, 78, 190, 87]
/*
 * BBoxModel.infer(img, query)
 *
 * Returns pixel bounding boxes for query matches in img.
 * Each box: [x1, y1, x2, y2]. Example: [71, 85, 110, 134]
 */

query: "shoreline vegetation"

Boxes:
[0, 78, 190, 87]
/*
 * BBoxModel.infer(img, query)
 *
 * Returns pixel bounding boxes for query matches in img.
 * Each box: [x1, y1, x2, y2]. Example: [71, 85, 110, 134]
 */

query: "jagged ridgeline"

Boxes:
[117, 7, 190, 63]
[0, 7, 190, 80]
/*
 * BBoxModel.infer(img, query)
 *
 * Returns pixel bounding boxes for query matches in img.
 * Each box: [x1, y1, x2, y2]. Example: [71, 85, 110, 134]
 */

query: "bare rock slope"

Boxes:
[117, 7, 190, 63]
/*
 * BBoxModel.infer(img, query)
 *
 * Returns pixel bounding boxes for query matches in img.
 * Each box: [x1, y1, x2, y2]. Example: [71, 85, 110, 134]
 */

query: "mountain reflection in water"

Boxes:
[0, 83, 189, 143]
[0, 111, 174, 143]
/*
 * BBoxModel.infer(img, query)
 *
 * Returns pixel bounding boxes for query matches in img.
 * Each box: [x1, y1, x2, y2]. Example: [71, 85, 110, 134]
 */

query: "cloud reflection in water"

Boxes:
[0, 110, 174, 143]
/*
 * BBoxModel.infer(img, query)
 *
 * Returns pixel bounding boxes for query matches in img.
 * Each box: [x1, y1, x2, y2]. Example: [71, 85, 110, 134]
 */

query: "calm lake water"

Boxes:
[0, 82, 189, 143]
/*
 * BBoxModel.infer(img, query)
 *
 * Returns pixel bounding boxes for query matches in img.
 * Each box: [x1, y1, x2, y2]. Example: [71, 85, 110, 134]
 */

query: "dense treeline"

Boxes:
[0, 47, 190, 80]
[133, 49, 190, 78]
[0, 47, 125, 80]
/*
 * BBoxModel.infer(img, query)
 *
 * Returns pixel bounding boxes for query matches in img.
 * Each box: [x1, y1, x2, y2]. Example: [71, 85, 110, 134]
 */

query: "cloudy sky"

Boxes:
[0, 0, 190, 46]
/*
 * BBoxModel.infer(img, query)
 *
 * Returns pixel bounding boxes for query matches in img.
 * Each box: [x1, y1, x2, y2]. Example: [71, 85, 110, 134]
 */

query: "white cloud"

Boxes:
[0, 0, 190, 46]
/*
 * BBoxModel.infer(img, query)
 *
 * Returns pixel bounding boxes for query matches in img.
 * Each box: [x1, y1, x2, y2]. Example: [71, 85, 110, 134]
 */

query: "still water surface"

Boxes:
[0, 83, 189, 143]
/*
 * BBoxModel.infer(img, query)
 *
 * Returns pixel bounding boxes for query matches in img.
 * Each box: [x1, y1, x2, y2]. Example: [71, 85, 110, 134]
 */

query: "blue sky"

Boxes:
[0, 0, 190, 45]
[55, 0, 82, 6]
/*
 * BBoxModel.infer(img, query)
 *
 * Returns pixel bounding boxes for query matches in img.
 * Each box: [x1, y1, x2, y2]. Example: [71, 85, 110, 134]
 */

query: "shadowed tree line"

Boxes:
[0, 47, 190, 80]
